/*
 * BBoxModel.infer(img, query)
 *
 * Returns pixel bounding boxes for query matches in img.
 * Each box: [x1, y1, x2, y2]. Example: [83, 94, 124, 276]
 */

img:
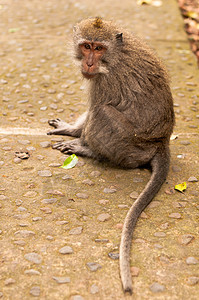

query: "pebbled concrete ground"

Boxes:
[0, 1, 198, 299]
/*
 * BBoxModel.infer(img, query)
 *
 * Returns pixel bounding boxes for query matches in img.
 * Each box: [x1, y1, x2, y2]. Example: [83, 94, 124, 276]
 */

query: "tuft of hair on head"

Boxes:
[93, 17, 103, 29]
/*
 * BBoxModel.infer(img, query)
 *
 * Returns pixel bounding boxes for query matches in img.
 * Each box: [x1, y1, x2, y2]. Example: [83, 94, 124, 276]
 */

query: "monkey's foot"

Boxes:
[52, 139, 95, 158]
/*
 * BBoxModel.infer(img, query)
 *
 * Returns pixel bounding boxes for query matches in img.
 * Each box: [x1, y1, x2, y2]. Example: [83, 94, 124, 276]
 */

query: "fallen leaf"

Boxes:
[9, 28, 20, 33]
[170, 134, 178, 140]
[185, 11, 198, 19]
[60, 154, 78, 169]
[175, 182, 187, 193]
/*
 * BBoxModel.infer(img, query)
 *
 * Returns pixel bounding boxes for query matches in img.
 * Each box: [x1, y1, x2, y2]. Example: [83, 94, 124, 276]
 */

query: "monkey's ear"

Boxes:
[116, 33, 123, 43]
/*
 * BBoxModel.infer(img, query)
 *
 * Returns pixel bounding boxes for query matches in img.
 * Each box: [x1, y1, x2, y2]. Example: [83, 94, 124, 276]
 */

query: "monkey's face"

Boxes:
[79, 41, 107, 79]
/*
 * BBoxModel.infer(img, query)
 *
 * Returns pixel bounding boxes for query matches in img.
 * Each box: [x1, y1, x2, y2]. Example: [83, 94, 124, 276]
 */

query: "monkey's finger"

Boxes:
[62, 149, 73, 154]
[60, 145, 72, 153]
[47, 129, 63, 135]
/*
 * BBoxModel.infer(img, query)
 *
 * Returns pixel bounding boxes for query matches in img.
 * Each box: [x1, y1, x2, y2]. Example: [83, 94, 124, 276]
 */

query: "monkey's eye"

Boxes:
[95, 46, 103, 51]
[84, 44, 91, 50]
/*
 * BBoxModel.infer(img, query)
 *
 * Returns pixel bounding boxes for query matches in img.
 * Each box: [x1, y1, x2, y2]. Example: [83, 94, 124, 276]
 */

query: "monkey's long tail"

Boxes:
[119, 149, 170, 294]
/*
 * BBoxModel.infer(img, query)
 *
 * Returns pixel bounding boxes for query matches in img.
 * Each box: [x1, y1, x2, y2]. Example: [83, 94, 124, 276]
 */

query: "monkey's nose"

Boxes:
[87, 62, 93, 67]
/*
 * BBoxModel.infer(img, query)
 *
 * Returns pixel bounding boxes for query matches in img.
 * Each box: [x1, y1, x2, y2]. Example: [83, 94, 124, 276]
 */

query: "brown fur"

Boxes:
[47, 18, 175, 294]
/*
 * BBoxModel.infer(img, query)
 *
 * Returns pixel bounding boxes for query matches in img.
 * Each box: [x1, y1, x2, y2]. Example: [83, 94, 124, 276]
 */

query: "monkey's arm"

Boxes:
[47, 112, 88, 137]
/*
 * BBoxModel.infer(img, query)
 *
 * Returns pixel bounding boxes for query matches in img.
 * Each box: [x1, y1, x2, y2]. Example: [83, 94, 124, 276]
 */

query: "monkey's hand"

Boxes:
[52, 139, 95, 158]
[47, 119, 70, 135]
[47, 118, 81, 137]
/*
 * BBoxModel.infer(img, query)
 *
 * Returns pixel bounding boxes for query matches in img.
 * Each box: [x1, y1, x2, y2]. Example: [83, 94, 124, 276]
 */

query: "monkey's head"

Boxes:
[73, 18, 123, 79]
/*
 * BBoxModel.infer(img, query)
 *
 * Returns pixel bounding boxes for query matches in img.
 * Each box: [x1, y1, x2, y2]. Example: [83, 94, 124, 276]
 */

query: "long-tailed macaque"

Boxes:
[47, 17, 175, 294]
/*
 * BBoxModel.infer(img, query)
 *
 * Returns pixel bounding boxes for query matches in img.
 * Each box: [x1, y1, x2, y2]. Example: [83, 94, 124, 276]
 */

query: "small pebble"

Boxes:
[154, 232, 166, 237]
[154, 244, 163, 249]
[133, 177, 143, 183]
[24, 191, 37, 197]
[99, 199, 109, 205]
[49, 163, 61, 167]
[103, 188, 117, 193]
[97, 213, 111, 222]
[108, 253, 119, 260]
[160, 223, 169, 230]
[46, 235, 54, 240]
[179, 234, 194, 245]
[14, 240, 26, 246]
[56, 221, 69, 225]
[32, 217, 42, 221]
[4, 278, 15, 285]
[86, 262, 102, 272]
[62, 174, 72, 180]
[188, 176, 198, 182]
[186, 277, 199, 286]
[118, 204, 128, 209]
[24, 253, 43, 264]
[59, 246, 73, 254]
[50, 103, 58, 110]
[169, 213, 182, 219]
[69, 226, 82, 235]
[40, 141, 51, 148]
[14, 230, 35, 237]
[95, 239, 109, 243]
[71, 296, 84, 300]
[90, 284, 99, 294]
[131, 266, 140, 277]
[186, 257, 199, 265]
[180, 140, 190, 145]
[52, 276, 70, 284]
[41, 198, 57, 204]
[48, 89, 56, 94]
[25, 269, 41, 275]
[90, 171, 101, 177]
[18, 139, 30, 145]
[30, 286, 40, 297]
[76, 193, 89, 199]
[173, 202, 186, 208]
[82, 179, 94, 185]
[149, 282, 165, 293]
[40, 207, 52, 214]
[115, 223, 123, 230]
[38, 170, 52, 177]
[130, 191, 139, 199]
[172, 165, 181, 172]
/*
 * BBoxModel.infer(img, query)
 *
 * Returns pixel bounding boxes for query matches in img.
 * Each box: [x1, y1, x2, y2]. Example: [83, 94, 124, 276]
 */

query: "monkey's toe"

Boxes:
[52, 142, 64, 150]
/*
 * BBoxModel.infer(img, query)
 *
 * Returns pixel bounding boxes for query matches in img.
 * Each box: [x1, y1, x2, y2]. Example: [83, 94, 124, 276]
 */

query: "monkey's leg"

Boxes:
[52, 138, 95, 158]
[47, 112, 87, 137]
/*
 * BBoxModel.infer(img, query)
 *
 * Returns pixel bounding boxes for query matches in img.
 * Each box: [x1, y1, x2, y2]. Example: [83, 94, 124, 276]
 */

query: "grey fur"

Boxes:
[48, 18, 175, 294]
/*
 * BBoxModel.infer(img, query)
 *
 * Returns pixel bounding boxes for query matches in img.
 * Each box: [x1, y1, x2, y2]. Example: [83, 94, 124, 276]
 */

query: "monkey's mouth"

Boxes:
[82, 71, 96, 79]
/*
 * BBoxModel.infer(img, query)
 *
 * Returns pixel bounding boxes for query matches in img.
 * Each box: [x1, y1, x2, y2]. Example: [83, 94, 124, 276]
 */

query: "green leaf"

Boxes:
[175, 182, 187, 192]
[60, 154, 78, 169]
[8, 28, 20, 33]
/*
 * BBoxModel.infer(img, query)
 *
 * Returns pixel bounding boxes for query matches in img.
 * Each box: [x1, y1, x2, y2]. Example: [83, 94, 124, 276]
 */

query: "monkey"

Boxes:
[47, 17, 175, 294]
